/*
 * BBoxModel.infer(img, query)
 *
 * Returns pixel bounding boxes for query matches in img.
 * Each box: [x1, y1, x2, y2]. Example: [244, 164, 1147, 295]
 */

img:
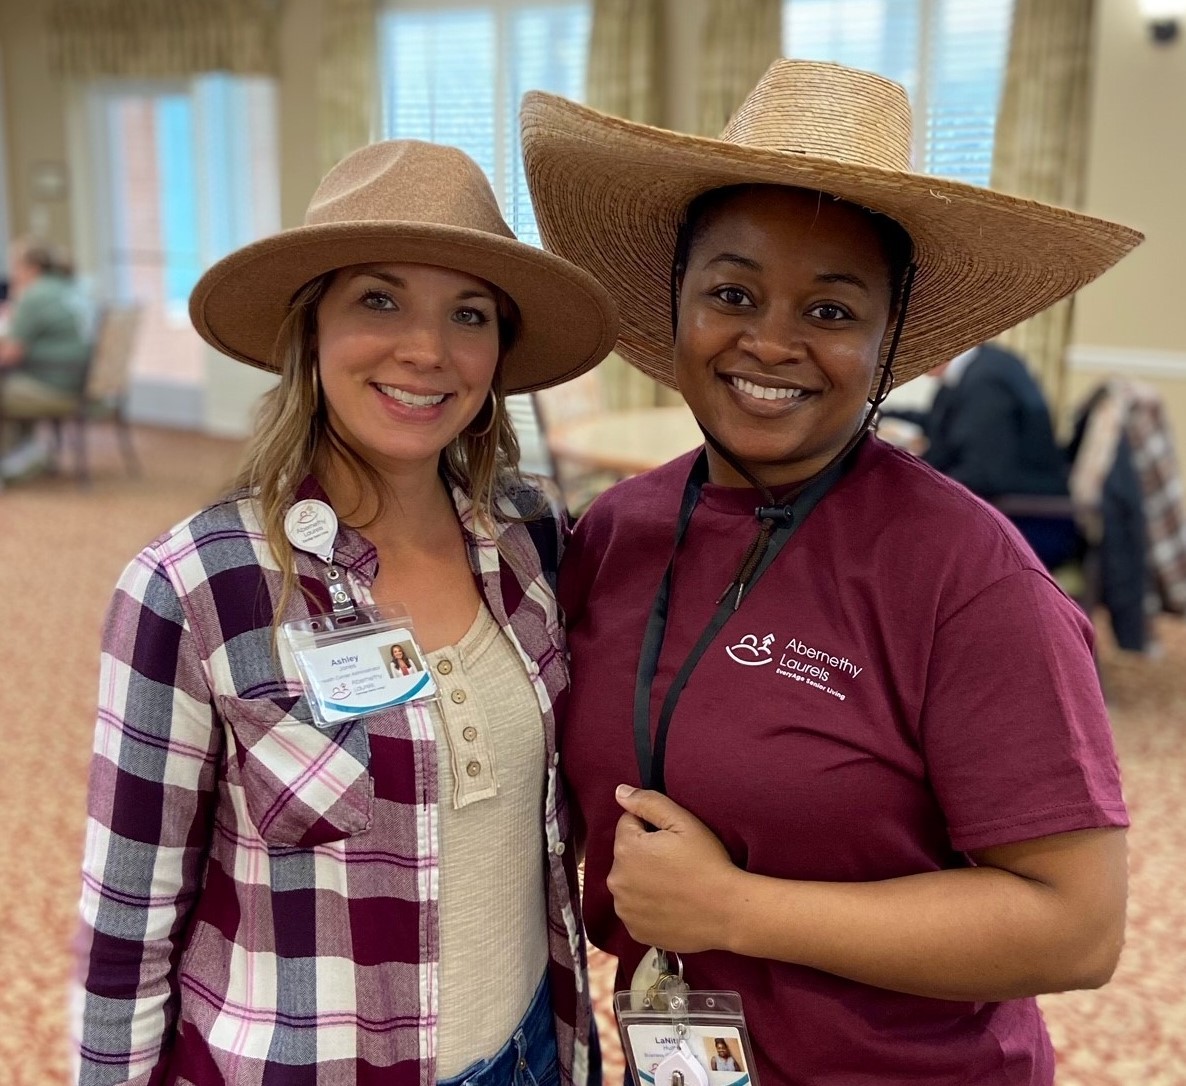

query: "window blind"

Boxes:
[783, 0, 1013, 186]
[379, 2, 591, 245]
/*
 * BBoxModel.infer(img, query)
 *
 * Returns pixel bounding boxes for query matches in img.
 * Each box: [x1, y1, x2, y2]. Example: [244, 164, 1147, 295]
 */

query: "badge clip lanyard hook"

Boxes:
[319, 554, 359, 622]
[653, 989, 708, 1086]
[284, 499, 361, 625]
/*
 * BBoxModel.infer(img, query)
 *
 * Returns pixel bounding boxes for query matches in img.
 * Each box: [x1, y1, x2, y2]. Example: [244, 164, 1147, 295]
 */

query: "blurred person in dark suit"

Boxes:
[920, 343, 1078, 569]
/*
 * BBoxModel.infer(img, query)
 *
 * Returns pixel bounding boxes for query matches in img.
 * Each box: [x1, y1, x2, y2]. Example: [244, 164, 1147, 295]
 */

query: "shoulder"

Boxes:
[147, 488, 263, 557]
[558, 452, 692, 612]
[497, 472, 560, 522]
[19, 277, 55, 304]
[575, 451, 693, 539]
[123, 489, 271, 594]
[492, 473, 566, 580]
[21, 275, 74, 311]
[830, 439, 1049, 604]
[964, 344, 1032, 389]
[859, 439, 1030, 543]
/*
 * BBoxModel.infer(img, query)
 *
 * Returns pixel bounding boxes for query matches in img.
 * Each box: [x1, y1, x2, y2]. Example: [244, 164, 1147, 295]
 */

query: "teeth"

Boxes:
[731, 377, 805, 401]
[377, 384, 446, 407]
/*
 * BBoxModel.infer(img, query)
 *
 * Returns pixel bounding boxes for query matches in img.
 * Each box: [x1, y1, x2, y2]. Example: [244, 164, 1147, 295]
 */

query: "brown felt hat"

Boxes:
[190, 139, 619, 394]
[521, 59, 1143, 388]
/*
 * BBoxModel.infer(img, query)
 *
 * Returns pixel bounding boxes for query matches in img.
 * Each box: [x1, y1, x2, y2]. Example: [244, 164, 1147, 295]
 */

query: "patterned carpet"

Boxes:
[1, 425, 1183, 1085]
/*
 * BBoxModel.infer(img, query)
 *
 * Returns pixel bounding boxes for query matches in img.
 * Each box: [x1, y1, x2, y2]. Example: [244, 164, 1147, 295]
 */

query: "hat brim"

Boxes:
[521, 92, 1143, 387]
[189, 220, 619, 394]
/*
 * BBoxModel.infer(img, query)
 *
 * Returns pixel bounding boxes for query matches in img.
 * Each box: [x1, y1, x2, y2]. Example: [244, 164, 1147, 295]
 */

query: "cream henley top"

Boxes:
[425, 603, 550, 1078]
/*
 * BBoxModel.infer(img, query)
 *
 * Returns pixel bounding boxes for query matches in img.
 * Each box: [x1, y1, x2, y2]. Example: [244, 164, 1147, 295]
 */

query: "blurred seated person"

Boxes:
[888, 342, 1078, 569]
[0, 238, 92, 476]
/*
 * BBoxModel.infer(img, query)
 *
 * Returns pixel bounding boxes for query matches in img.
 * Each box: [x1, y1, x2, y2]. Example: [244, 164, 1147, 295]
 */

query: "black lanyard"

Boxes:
[632, 449, 851, 794]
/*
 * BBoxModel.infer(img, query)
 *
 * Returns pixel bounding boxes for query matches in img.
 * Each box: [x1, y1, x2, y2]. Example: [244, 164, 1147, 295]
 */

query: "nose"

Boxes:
[738, 305, 804, 367]
[393, 317, 447, 368]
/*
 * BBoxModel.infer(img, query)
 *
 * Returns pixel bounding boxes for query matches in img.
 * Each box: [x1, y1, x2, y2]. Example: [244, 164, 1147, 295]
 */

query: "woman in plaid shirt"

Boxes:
[73, 141, 617, 1086]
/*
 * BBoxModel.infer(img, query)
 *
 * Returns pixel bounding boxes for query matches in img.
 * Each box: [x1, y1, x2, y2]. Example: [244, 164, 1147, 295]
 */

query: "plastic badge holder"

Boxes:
[615, 988, 760, 1086]
[282, 604, 439, 728]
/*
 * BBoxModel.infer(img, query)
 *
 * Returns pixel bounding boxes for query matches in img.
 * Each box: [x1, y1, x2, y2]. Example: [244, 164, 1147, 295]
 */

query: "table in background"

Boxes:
[547, 405, 703, 477]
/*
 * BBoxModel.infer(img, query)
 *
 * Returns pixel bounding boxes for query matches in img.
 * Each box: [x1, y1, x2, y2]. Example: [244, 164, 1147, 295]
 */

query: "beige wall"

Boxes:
[1073, 0, 1186, 355]
[1068, 0, 1186, 474]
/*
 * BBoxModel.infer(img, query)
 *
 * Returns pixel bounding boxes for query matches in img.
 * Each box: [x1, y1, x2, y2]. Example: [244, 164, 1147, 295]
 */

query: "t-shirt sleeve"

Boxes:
[557, 499, 607, 628]
[919, 569, 1128, 852]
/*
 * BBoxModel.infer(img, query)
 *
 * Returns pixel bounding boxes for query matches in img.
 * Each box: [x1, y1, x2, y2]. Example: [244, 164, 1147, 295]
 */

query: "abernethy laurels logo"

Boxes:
[726, 630, 865, 703]
[726, 634, 776, 666]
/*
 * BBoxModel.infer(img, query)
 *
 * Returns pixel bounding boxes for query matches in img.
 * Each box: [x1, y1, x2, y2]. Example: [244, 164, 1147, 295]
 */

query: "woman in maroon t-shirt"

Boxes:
[522, 60, 1138, 1084]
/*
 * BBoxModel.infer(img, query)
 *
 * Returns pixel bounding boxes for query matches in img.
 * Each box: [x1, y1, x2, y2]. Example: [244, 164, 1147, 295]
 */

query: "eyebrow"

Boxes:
[704, 254, 871, 295]
[816, 271, 872, 293]
[346, 267, 496, 302]
[705, 252, 762, 273]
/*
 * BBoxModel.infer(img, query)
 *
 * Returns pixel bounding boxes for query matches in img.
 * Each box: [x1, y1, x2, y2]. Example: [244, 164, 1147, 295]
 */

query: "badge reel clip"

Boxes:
[651, 956, 708, 1086]
[615, 948, 760, 1086]
[279, 500, 439, 728]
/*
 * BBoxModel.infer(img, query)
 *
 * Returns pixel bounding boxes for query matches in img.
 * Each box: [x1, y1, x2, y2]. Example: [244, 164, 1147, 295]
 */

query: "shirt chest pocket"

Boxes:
[216, 693, 375, 848]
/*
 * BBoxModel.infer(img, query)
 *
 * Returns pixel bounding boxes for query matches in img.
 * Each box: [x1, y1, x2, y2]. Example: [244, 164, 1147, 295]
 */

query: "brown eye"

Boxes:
[713, 286, 751, 306]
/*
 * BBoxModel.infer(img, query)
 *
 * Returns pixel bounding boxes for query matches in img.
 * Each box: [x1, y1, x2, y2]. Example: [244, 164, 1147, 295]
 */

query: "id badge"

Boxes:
[281, 604, 438, 728]
[615, 952, 760, 1086]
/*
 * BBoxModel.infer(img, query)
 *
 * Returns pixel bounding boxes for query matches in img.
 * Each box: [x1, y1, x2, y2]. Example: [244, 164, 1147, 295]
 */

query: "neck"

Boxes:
[702, 444, 830, 491]
[701, 414, 873, 492]
[317, 449, 455, 546]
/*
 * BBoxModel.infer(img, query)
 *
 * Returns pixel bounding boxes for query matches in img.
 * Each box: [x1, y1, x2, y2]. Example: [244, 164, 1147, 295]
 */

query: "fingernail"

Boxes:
[616, 784, 636, 800]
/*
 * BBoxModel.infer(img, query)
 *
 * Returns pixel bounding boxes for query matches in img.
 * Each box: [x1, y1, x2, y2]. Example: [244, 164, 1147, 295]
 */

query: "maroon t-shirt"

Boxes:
[559, 438, 1127, 1086]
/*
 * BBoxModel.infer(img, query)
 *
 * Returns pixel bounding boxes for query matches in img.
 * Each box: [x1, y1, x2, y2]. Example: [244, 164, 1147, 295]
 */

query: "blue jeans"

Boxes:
[438, 974, 559, 1086]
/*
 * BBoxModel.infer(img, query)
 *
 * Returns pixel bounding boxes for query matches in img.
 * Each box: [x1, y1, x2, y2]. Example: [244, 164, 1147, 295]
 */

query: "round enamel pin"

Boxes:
[284, 499, 339, 559]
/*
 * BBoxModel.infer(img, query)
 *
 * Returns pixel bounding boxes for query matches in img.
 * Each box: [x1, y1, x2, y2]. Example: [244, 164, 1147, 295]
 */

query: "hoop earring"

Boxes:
[468, 388, 499, 438]
[309, 355, 324, 413]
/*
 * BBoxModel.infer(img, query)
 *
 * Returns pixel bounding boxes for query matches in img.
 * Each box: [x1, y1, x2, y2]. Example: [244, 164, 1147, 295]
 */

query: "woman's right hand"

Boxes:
[607, 785, 741, 953]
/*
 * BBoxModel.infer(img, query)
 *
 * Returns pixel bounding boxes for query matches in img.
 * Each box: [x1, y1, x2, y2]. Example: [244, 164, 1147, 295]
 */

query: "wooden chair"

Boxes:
[0, 304, 142, 487]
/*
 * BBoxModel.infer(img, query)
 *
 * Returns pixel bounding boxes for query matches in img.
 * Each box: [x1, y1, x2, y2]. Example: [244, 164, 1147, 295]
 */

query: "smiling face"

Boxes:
[674, 186, 895, 488]
[315, 262, 503, 478]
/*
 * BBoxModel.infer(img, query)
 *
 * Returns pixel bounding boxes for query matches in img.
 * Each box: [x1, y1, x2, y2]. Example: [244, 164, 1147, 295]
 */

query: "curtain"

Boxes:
[585, 0, 674, 408]
[697, 0, 781, 136]
[47, 0, 279, 78]
[990, 0, 1095, 417]
[317, 0, 378, 177]
[586, 0, 663, 125]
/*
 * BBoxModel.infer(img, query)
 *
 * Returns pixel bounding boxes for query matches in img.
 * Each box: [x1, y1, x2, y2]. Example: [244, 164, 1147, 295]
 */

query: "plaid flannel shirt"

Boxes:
[74, 475, 592, 1086]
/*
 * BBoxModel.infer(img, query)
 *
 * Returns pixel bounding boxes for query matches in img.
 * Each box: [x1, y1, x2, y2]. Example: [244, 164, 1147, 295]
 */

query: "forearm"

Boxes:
[76, 563, 220, 1082]
[75, 837, 185, 1084]
[719, 850, 1123, 1002]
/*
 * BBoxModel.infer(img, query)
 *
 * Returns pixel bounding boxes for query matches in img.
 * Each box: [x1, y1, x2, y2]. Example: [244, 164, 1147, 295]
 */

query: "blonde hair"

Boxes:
[235, 270, 528, 629]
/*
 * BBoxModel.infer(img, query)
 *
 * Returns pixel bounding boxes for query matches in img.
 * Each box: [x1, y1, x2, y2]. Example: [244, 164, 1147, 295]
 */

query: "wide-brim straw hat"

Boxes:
[521, 60, 1143, 388]
[190, 139, 618, 394]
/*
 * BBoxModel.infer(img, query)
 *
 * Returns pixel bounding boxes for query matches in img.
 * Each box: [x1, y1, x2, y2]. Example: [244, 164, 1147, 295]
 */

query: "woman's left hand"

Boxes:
[608, 784, 741, 952]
